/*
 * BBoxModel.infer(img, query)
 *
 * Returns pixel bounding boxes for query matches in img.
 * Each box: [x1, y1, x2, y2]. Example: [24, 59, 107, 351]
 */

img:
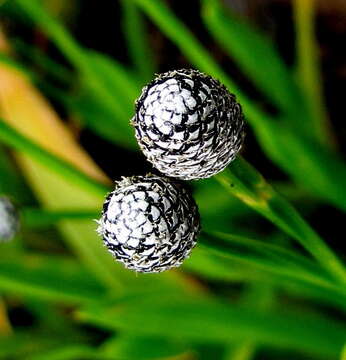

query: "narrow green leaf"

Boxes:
[79, 296, 346, 357]
[0, 52, 34, 79]
[293, 0, 333, 147]
[21, 207, 99, 228]
[25, 346, 106, 360]
[200, 232, 346, 308]
[183, 247, 248, 282]
[120, 0, 157, 81]
[132, 0, 266, 125]
[216, 158, 346, 283]
[101, 334, 190, 360]
[201, 0, 304, 115]
[0, 145, 34, 203]
[13, 0, 136, 149]
[0, 119, 110, 198]
[0, 254, 107, 303]
[251, 116, 346, 212]
[86, 50, 140, 112]
[12, 38, 73, 85]
[0, 332, 60, 359]
[204, 231, 326, 277]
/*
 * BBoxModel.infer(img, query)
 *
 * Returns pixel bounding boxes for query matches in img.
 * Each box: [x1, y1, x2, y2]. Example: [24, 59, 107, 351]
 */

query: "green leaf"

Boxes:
[13, 0, 137, 149]
[21, 207, 99, 228]
[0, 119, 110, 198]
[25, 345, 105, 360]
[199, 232, 346, 310]
[132, 0, 265, 123]
[293, 0, 332, 147]
[183, 247, 248, 282]
[201, 0, 304, 116]
[101, 335, 190, 360]
[120, 0, 157, 81]
[79, 295, 346, 358]
[0, 332, 60, 359]
[12, 38, 73, 85]
[0, 145, 34, 203]
[251, 118, 346, 212]
[203, 231, 326, 278]
[0, 254, 107, 303]
[216, 158, 346, 284]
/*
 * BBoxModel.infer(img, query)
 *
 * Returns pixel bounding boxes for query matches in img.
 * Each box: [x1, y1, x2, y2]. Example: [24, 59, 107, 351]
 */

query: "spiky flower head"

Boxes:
[132, 69, 245, 180]
[0, 196, 19, 242]
[97, 175, 200, 273]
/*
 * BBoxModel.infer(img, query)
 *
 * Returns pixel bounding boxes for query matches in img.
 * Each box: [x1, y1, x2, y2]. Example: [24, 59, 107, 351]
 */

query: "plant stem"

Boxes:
[215, 158, 346, 284]
[293, 0, 334, 148]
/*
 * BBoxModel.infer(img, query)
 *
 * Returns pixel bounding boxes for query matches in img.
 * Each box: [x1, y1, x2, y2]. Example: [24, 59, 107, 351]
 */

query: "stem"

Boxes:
[215, 159, 346, 284]
[293, 0, 334, 148]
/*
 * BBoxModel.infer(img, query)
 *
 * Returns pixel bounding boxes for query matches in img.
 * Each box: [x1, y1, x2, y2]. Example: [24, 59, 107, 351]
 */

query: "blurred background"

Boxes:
[0, 0, 345, 359]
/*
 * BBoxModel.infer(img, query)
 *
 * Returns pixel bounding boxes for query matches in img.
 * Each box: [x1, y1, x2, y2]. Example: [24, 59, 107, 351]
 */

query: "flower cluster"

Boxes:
[98, 69, 244, 273]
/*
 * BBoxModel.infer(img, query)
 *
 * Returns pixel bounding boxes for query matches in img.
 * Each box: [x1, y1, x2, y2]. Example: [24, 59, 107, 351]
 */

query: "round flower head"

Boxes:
[132, 69, 245, 180]
[97, 175, 200, 273]
[0, 196, 19, 242]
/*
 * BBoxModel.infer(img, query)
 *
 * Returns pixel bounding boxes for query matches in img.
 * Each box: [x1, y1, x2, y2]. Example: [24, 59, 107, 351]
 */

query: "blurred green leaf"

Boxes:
[101, 334, 191, 360]
[22, 207, 99, 228]
[12, 38, 73, 85]
[203, 231, 325, 277]
[0, 332, 61, 359]
[79, 295, 346, 358]
[217, 158, 346, 284]
[200, 232, 346, 310]
[0, 119, 110, 198]
[14, 0, 137, 149]
[0, 52, 35, 79]
[86, 50, 140, 111]
[251, 117, 346, 212]
[0, 254, 106, 303]
[25, 345, 105, 360]
[293, 0, 332, 148]
[120, 0, 157, 82]
[183, 247, 249, 282]
[0, 145, 34, 203]
[201, 0, 305, 116]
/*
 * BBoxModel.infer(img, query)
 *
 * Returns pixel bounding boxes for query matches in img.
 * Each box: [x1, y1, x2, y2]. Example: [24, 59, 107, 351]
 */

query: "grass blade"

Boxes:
[251, 115, 346, 212]
[201, 0, 304, 115]
[216, 158, 346, 283]
[101, 335, 190, 360]
[21, 207, 99, 228]
[13, 0, 136, 149]
[120, 0, 156, 81]
[293, 0, 333, 148]
[132, 0, 265, 124]
[200, 232, 346, 306]
[78, 295, 346, 357]
[0, 254, 107, 304]
[204, 231, 326, 277]
[0, 120, 110, 197]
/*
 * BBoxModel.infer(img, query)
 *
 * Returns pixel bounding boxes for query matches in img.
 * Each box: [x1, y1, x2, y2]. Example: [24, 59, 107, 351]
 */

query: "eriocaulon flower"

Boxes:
[97, 175, 200, 273]
[0, 196, 19, 242]
[132, 69, 245, 180]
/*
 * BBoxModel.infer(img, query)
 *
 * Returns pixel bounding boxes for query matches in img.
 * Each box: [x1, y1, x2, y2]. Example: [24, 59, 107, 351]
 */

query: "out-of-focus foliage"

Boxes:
[0, 0, 345, 359]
